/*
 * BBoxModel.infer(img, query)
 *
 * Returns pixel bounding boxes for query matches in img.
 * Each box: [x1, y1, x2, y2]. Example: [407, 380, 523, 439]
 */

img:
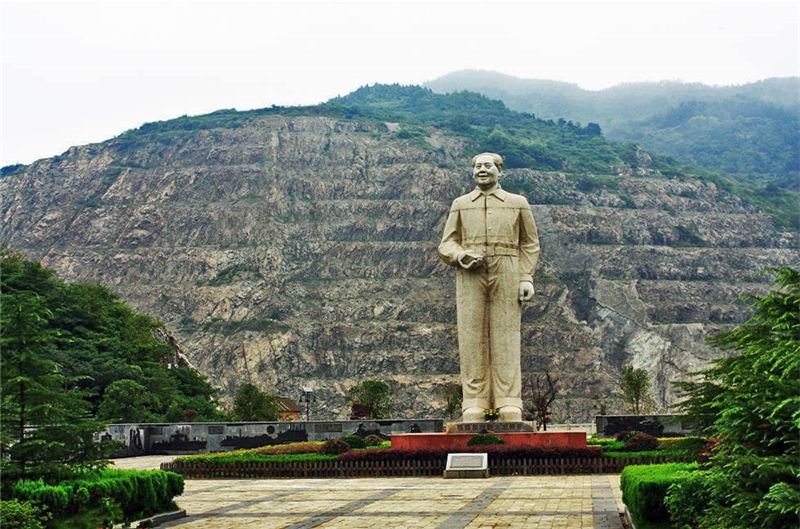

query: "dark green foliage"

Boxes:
[0, 249, 225, 436]
[10, 469, 183, 524]
[1, 163, 25, 177]
[620, 463, 699, 525]
[330, 85, 652, 173]
[364, 434, 384, 447]
[664, 470, 719, 529]
[340, 435, 366, 449]
[429, 72, 798, 190]
[97, 379, 162, 423]
[622, 433, 659, 452]
[673, 267, 800, 529]
[0, 499, 51, 529]
[347, 380, 393, 419]
[0, 258, 111, 482]
[230, 383, 280, 421]
[322, 439, 350, 455]
[615, 98, 800, 187]
[656, 437, 708, 458]
[466, 433, 506, 446]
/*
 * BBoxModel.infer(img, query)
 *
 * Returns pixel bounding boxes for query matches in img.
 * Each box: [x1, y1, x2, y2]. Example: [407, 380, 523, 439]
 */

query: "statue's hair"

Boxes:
[471, 152, 504, 173]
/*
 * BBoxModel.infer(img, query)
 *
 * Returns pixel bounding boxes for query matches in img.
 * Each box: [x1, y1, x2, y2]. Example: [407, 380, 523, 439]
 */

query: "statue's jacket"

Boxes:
[438, 186, 540, 282]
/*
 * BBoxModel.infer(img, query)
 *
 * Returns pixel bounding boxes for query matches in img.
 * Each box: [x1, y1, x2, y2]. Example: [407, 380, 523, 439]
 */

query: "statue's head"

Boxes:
[471, 152, 503, 188]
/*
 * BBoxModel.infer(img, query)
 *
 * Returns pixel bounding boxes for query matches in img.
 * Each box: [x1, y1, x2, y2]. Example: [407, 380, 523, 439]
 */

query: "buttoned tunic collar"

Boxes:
[468, 186, 507, 202]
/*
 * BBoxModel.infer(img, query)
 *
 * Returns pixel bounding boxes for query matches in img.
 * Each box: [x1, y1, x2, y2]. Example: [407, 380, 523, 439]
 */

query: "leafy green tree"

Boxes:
[97, 379, 162, 423]
[620, 365, 655, 414]
[674, 267, 800, 529]
[347, 380, 393, 419]
[231, 383, 280, 421]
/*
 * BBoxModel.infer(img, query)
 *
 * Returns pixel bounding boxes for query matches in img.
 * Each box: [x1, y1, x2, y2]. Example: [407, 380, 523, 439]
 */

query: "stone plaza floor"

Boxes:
[113, 457, 626, 529]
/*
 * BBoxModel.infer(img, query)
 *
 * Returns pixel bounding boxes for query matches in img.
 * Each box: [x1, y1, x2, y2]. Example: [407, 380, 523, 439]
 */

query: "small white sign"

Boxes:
[446, 453, 487, 471]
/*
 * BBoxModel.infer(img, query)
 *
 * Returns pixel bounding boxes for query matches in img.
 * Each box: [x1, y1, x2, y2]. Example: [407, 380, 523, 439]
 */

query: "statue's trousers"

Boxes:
[456, 254, 523, 410]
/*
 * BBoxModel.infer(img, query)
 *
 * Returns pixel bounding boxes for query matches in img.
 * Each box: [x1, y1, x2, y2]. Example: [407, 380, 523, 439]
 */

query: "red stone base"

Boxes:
[391, 431, 587, 451]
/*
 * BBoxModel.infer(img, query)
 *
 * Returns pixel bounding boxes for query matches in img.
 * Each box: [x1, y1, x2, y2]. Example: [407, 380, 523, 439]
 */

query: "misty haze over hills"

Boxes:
[426, 71, 800, 189]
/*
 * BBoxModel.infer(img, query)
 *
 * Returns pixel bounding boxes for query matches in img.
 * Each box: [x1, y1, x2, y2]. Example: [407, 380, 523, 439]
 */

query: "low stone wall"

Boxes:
[103, 419, 444, 457]
[594, 414, 693, 437]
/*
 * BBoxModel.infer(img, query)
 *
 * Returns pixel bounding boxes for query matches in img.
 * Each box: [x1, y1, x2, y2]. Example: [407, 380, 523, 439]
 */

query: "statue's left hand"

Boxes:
[518, 281, 535, 302]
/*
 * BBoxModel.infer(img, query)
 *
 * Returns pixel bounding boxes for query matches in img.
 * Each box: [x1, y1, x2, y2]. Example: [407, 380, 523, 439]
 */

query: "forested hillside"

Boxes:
[427, 71, 800, 214]
[1, 247, 225, 424]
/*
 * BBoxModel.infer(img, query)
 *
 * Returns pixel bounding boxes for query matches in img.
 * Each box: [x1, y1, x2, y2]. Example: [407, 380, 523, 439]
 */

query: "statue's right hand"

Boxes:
[458, 251, 484, 270]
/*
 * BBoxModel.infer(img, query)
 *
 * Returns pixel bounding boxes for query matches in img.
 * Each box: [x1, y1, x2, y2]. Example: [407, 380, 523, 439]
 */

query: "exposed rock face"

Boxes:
[2, 115, 796, 421]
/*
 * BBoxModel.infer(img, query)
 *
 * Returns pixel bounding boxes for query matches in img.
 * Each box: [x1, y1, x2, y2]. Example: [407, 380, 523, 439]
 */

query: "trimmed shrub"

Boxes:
[364, 434, 384, 447]
[340, 435, 366, 449]
[322, 439, 350, 455]
[10, 481, 70, 516]
[467, 433, 506, 446]
[622, 432, 659, 452]
[0, 499, 51, 529]
[620, 463, 699, 524]
[10, 469, 184, 522]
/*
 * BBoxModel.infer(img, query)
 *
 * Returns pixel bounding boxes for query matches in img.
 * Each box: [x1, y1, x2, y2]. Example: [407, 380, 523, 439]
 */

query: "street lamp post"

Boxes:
[301, 387, 315, 421]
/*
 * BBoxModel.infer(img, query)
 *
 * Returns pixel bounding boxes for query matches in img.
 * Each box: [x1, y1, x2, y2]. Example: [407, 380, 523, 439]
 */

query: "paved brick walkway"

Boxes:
[159, 474, 625, 529]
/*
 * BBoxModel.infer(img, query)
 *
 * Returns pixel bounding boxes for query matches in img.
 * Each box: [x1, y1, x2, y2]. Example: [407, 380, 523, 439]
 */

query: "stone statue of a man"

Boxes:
[438, 153, 540, 422]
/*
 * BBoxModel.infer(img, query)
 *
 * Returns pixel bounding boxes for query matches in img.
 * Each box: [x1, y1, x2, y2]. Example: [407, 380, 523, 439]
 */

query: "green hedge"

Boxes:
[10, 468, 183, 522]
[620, 463, 699, 525]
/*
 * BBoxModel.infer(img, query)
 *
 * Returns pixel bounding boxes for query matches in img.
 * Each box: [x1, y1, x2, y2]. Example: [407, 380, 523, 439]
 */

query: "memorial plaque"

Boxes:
[449, 454, 485, 469]
[207, 425, 224, 435]
[444, 452, 489, 479]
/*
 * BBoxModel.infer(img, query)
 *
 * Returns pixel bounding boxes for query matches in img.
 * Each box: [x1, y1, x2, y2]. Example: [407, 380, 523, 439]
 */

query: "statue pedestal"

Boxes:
[391, 425, 587, 451]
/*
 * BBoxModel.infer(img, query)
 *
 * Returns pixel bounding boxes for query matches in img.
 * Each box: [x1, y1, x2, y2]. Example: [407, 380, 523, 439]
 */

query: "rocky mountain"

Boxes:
[2, 87, 797, 421]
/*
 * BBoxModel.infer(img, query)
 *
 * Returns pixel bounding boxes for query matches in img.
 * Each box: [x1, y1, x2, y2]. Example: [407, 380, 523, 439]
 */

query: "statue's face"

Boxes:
[473, 154, 500, 188]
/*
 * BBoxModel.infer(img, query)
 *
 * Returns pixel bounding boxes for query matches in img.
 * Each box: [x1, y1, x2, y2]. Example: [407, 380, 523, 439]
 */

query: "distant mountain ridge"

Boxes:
[426, 70, 799, 121]
[426, 71, 800, 196]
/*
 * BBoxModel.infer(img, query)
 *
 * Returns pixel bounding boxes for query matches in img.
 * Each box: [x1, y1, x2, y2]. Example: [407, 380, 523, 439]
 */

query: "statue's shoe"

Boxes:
[461, 407, 485, 422]
[498, 406, 522, 422]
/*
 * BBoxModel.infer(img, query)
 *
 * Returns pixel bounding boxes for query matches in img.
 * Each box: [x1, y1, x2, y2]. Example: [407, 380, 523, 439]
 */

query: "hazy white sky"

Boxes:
[2, 0, 798, 166]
